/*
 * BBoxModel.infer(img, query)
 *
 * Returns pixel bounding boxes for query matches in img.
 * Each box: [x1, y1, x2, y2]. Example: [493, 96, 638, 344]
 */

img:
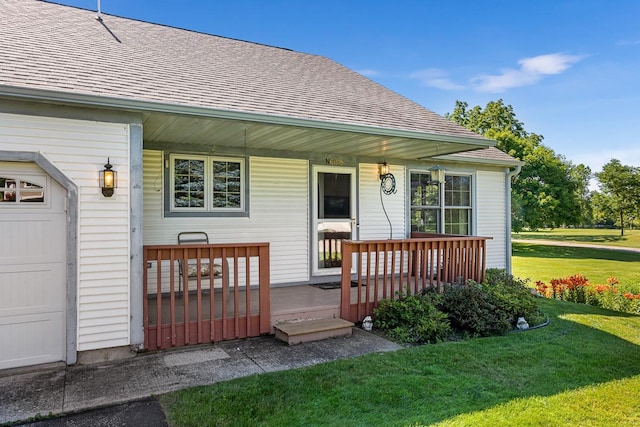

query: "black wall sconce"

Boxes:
[99, 158, 117, 197]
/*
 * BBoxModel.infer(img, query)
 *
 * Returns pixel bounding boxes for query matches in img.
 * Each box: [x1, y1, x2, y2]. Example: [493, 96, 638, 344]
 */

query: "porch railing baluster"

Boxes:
[340, 235, 491, 323]
[143, 242, 270, 351]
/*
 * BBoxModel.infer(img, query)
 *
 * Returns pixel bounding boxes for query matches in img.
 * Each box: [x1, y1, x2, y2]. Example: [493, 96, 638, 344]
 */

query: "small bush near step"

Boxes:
[373, 269, 541, 343]
[373, 290, 451, 344]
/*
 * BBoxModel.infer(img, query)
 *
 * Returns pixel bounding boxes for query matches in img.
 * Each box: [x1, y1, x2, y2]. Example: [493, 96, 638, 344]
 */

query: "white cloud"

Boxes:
[473, 53, 585, 93]
[409, 68, 466, 90]
[410, 53, 586, 93]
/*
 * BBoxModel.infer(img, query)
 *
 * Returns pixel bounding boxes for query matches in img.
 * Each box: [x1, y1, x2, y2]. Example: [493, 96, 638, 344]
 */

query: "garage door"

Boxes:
[0, 162, 67, 370]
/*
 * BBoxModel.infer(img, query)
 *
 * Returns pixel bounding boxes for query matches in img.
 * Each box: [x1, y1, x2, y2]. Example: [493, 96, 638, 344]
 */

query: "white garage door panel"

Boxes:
[0, 164, 66, 369]
[0, 314, 65, 370]
[0, 219, 64, 263]
[0, 264, 65, 317]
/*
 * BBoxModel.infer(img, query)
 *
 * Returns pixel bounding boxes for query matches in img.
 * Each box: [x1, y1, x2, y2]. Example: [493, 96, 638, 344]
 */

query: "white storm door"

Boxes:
[312, 165, 357, 276]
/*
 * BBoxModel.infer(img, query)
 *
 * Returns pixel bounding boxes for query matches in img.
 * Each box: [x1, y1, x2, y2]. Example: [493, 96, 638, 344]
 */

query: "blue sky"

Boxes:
[53, 1, 640, 183]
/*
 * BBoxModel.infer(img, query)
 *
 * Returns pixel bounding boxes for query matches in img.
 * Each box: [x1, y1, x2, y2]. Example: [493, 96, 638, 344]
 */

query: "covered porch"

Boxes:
[143, 235, 490, 351]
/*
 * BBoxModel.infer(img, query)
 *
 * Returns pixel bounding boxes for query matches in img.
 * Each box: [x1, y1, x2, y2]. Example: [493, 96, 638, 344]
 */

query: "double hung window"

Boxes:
[170, 154, 244, 213]
[410, 172, 472, 235]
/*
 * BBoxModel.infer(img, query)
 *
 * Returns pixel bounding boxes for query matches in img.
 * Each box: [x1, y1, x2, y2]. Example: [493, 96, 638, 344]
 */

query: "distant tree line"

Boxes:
[446, 99, 640, 235]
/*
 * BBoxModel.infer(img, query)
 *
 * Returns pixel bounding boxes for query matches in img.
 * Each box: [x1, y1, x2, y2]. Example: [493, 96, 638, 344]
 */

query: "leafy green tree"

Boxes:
[570, 164, 593, 227]
[590, 191, 617, 228]
[446, 100, 588, 230]
[595, 159, 640, 235]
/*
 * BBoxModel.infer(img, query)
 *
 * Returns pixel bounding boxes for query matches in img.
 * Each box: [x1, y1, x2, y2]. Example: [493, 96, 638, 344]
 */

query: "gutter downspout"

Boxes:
[505, 165, 522, 274]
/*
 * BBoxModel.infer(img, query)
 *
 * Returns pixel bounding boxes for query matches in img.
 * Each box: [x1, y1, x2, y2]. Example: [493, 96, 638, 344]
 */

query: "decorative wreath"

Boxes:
[380, 173, 397, 195]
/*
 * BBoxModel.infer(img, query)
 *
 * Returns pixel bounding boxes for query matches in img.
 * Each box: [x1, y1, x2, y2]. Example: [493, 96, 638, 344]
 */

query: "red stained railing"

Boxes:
[143, 242, 270, 351]
[340, 235, 491, 323]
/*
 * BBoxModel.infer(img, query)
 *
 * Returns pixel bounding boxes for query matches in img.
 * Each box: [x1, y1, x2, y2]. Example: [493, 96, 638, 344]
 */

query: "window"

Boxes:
[410, 172, 472, 235]
[0, 177, 45, 203]
[170, 154, 245, 213]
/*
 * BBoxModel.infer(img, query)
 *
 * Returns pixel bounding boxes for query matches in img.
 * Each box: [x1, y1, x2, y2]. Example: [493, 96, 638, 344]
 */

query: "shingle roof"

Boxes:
[0, 0, 489, 143]
[442, 147, 524, 166]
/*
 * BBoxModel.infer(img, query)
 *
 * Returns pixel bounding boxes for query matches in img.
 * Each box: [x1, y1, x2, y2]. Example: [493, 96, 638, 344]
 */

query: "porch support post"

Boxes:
[258, 244, 271, 334]
[129, 123, 144, 350]
[340, 241, 354, 321]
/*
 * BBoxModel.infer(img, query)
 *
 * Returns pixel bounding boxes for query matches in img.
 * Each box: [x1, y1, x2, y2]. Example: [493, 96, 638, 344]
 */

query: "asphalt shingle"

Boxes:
[0, 0, 488, 142]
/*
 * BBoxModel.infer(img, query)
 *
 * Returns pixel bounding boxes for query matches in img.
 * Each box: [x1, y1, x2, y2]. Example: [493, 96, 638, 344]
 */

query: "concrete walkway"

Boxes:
[512, 239, 640, 253]
[0, 328, 402, 426]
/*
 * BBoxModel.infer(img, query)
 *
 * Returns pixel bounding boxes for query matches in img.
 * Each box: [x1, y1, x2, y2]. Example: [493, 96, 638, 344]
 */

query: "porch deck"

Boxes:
[143, 235, 490, 351]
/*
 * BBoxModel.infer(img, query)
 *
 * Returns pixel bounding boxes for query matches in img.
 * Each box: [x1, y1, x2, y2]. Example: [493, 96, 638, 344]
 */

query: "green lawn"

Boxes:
[161, 299, 640, 426]
[512, 242, 640, 285]
[512, 228, 640, 249]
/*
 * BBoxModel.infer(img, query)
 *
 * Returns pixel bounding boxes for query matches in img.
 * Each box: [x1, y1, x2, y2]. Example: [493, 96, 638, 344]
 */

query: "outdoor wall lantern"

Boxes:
[429, 165, 446, 185]
[378, 161, 390, 179]
[99, 158, 117, 197]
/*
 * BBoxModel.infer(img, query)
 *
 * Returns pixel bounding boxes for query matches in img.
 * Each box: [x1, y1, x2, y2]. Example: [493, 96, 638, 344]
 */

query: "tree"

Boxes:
[595, 159, 640, 236]
[446, 100, 589, 230]
[570, 164, 593, 227]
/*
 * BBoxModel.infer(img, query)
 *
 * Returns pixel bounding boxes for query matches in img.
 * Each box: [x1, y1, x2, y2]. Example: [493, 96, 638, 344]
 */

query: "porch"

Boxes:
[143, 235, 490, 351]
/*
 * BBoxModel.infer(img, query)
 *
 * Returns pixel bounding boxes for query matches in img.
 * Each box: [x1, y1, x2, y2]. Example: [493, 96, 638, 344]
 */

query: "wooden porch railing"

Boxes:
[143, 242, 270, 351]
[340, 235, 491, 323]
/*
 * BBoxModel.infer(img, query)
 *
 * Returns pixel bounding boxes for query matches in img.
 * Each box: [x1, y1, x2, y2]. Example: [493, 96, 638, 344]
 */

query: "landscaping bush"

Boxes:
[437, 282, 512, 337]
[373, 270, 544, 343]
[373, 289, 451, 344]
[481, 268, 540, 324]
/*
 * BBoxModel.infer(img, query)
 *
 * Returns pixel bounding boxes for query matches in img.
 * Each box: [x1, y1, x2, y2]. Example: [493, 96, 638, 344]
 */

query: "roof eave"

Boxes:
[0, 85, 495, 149]
[434, 153, 524, 167]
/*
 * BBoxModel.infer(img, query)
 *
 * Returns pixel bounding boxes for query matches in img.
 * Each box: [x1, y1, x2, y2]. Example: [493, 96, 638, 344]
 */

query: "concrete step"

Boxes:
[273, 318, 355, 345]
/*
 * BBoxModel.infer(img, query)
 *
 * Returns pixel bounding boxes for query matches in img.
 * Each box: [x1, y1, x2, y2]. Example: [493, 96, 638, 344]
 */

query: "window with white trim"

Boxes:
[410, 172, 472, 235]
[170, 154, 244, 212]
[0, 177, 45, 203]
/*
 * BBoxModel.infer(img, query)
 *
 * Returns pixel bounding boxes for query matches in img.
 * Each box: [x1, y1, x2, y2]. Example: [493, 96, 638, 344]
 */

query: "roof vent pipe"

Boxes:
[96, 0, 102, 21]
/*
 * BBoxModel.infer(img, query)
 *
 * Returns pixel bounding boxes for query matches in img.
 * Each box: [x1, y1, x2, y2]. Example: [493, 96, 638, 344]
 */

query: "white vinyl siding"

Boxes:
[476, 170, 507, 269]
[143, 152, 309, 284]
[358, 163, 405, 240]
[0, 112, 131, 352]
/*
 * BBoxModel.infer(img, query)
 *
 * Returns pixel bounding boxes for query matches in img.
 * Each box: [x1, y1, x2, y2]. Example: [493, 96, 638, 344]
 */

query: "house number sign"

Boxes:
[326, 158, 344, 166]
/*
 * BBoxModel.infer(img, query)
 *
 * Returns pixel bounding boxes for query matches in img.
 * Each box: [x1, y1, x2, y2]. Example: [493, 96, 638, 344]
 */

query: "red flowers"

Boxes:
[535, 275, 640, 315]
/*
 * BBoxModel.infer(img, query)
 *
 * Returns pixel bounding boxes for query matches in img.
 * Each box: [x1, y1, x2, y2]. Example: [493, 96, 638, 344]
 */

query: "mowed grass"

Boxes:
[512, 242, 640, 285]
[512, 228, 640, 249]
[160, 299, 640, 427]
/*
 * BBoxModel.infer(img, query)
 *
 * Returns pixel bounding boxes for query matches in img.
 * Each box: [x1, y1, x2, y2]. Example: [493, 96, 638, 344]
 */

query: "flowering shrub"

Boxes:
[535, 275, 640, 315]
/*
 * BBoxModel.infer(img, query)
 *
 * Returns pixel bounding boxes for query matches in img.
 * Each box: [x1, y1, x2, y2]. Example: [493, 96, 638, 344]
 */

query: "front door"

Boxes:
[312, 166, 357, 276]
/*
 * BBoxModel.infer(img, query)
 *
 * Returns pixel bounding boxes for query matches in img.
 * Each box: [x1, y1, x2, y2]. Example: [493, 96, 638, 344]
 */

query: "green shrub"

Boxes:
[482, 268, 539, 324]
[373, 289, 451, 344]
[438, 283, 512, 337]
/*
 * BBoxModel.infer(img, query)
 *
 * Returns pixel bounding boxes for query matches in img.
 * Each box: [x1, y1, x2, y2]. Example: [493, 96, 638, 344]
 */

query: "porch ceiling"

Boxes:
[142, 112, 492, 160]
